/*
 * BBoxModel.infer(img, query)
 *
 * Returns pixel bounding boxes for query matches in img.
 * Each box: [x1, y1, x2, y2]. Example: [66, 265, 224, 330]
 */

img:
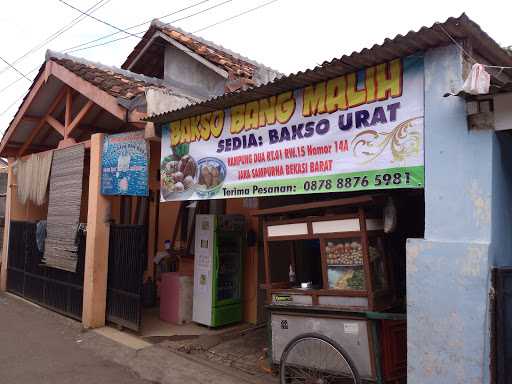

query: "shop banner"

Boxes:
[161, 55, 424, 201]
[101, 131, 149, 196]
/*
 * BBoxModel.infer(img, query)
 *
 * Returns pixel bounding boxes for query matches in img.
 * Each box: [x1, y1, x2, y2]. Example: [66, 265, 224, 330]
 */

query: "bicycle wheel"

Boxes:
[280, 333, 361, 384]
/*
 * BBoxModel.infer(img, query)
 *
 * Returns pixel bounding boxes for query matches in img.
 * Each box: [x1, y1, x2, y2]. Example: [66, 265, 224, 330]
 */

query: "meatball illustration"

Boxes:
[160, 155, 197, 194]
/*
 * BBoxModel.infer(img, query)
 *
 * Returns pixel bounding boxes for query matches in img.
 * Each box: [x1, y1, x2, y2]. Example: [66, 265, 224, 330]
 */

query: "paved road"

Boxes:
[0, 293, 150, 384]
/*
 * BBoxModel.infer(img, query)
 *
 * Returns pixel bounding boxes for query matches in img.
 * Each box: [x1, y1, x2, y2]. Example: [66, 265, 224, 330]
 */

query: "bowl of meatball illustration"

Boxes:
[195, 157, 227, 198]
[160, 152, 197, 199]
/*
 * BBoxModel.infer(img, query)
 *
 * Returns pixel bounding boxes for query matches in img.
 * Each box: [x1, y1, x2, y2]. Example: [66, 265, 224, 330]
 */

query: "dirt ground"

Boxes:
[160, 325, 278, 383]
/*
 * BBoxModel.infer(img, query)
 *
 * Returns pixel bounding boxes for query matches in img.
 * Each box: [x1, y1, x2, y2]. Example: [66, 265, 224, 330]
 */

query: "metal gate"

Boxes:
[106, 224, 146, 331]
[6, 221, 85, 320]
[495, 267, 512, 384]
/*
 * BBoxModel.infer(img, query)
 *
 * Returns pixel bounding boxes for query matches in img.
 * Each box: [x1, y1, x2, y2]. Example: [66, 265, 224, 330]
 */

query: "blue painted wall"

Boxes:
[423, 45, 493, 243]
[407, 44, 501, 383]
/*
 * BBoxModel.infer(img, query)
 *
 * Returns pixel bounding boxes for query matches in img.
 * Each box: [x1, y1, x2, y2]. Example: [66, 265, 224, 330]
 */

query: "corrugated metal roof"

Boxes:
[146, 13, 512, 124]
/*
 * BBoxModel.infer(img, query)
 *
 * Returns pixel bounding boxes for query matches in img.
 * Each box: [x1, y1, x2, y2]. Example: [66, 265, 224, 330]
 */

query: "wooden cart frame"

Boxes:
[257, 196, 395, 312]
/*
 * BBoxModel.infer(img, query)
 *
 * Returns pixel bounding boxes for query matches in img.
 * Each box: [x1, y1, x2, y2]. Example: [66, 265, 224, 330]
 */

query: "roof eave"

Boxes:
[121, 26, 158, 70]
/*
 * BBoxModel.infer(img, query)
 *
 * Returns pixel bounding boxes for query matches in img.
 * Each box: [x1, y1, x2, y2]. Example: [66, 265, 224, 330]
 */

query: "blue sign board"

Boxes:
[101, 131, 149, 196]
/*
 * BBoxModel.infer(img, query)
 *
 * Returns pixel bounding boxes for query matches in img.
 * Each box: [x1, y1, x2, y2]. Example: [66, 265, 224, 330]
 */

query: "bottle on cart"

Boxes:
[289, 264, 296, 285]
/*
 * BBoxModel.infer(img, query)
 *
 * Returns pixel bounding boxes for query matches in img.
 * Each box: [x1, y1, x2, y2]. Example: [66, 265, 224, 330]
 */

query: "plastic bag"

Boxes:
[384, 197, 397, 234]
[462, 63, 490, 95]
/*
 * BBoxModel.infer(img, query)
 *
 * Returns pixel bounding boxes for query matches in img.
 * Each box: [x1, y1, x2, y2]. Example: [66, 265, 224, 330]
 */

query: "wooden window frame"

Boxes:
[262, 208, 392, 310]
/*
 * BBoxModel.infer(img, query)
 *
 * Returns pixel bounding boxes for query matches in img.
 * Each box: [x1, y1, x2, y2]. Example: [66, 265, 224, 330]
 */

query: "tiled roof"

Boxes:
[1, 50, 198, 142]
[159, 27, 257, 79]
[122, 20, 280, 83]
[49, 51, 171, 100]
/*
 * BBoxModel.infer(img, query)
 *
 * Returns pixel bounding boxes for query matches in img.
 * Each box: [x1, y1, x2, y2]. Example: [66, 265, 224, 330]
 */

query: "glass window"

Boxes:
[325, 239, 365, 290]
[369, 237, 388, 291]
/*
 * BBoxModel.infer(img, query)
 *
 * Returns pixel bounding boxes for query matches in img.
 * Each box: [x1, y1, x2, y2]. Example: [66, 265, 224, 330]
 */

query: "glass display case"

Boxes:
[262, 206, 395, 311]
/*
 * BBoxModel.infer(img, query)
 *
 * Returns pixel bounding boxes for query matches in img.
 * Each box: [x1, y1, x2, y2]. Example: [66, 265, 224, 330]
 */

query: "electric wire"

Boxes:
[0, 0, 110, 76]
[0, 93, 26, 118]
[66, 0, 279, 53]
[57, 0, 153, 40]
[435, 22, 512, 70]
[0, 0, 227, 96]
[193, 0, 279, 33]
[0, 0, 230, 123]
[65, 0, 234, 53]
[0, 56, 30, 81]
[62, 0, 211, 53]
[0, 0, 281, 122]
[0, 66, 40, 95]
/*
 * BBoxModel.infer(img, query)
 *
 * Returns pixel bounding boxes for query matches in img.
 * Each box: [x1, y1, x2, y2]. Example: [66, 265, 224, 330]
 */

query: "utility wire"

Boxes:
[0, 0, 281, 120]
[436, 22, 512, 71]
[0, 0, 231, 96]
[0, 0, 110, 76]
[62, 0, 211, 53]
[65, 0, 234, 53]
[193, 0, 278, 33]
[0, 56, 30, 81]
[0, 66, 40, 94]
[66, 0, 279, 53]
[57, 0, 147, 40]
[0, 93, 26, 118]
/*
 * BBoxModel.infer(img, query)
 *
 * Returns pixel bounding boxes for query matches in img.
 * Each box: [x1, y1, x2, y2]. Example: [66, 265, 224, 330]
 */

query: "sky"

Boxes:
[0, 0, 510, 134]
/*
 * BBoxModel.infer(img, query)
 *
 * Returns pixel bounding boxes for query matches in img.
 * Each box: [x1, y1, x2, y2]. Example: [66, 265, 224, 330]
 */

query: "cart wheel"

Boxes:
[280, 333, 360, 384]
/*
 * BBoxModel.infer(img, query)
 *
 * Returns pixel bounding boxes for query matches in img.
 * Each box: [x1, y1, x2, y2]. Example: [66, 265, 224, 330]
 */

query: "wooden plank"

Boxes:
[50, 63, 127, 121]
[0, 159, 14, 291]
[45, 115, 65, 137]
[2, 59, 147, 158]
[21, 115, 41, 123]
[358, 207, 374, 310]
[12, 141, 53, 151]
[0, 63, 48, 156]
[18, 86, 68, 156]
[83, 133, 110, 328]
[18, 119, 47, 156]
[144, 122, 161, 142]
[58, 137, 77, 148]
[271, 287, 368, 297]
[65, 87, 73, 128]
[131, 121, 146, 130]
[263, 218, 272, 304]
[251, 195, 379, 216]
[67, 99, 94, 137]
[127, 110, 146, 124]
[319, 238, 329, 289]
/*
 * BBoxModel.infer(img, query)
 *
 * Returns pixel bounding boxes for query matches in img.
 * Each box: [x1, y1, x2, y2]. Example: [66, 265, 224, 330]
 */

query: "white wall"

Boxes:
[164, 46, 226, 97]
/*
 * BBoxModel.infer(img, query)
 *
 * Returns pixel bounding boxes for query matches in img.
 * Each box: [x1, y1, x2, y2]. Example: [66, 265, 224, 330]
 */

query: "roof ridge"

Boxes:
[45, 49, 175, 89]
[150, 19, 282, 75]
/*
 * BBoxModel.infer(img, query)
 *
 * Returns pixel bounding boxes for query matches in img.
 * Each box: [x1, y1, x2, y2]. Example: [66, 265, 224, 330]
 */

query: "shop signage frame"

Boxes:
[160, 55, 425, 202]
[101, 131, 149, 197]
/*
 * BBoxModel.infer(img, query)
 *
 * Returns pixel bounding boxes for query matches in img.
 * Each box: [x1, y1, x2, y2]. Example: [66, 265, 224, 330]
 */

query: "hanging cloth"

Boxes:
[13, 151, 53, 206]
[42, 145, 85, 272]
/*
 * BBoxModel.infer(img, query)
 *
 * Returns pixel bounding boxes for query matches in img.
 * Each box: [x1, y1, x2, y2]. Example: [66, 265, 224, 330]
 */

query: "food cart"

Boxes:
[256, 195, 406, 384]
